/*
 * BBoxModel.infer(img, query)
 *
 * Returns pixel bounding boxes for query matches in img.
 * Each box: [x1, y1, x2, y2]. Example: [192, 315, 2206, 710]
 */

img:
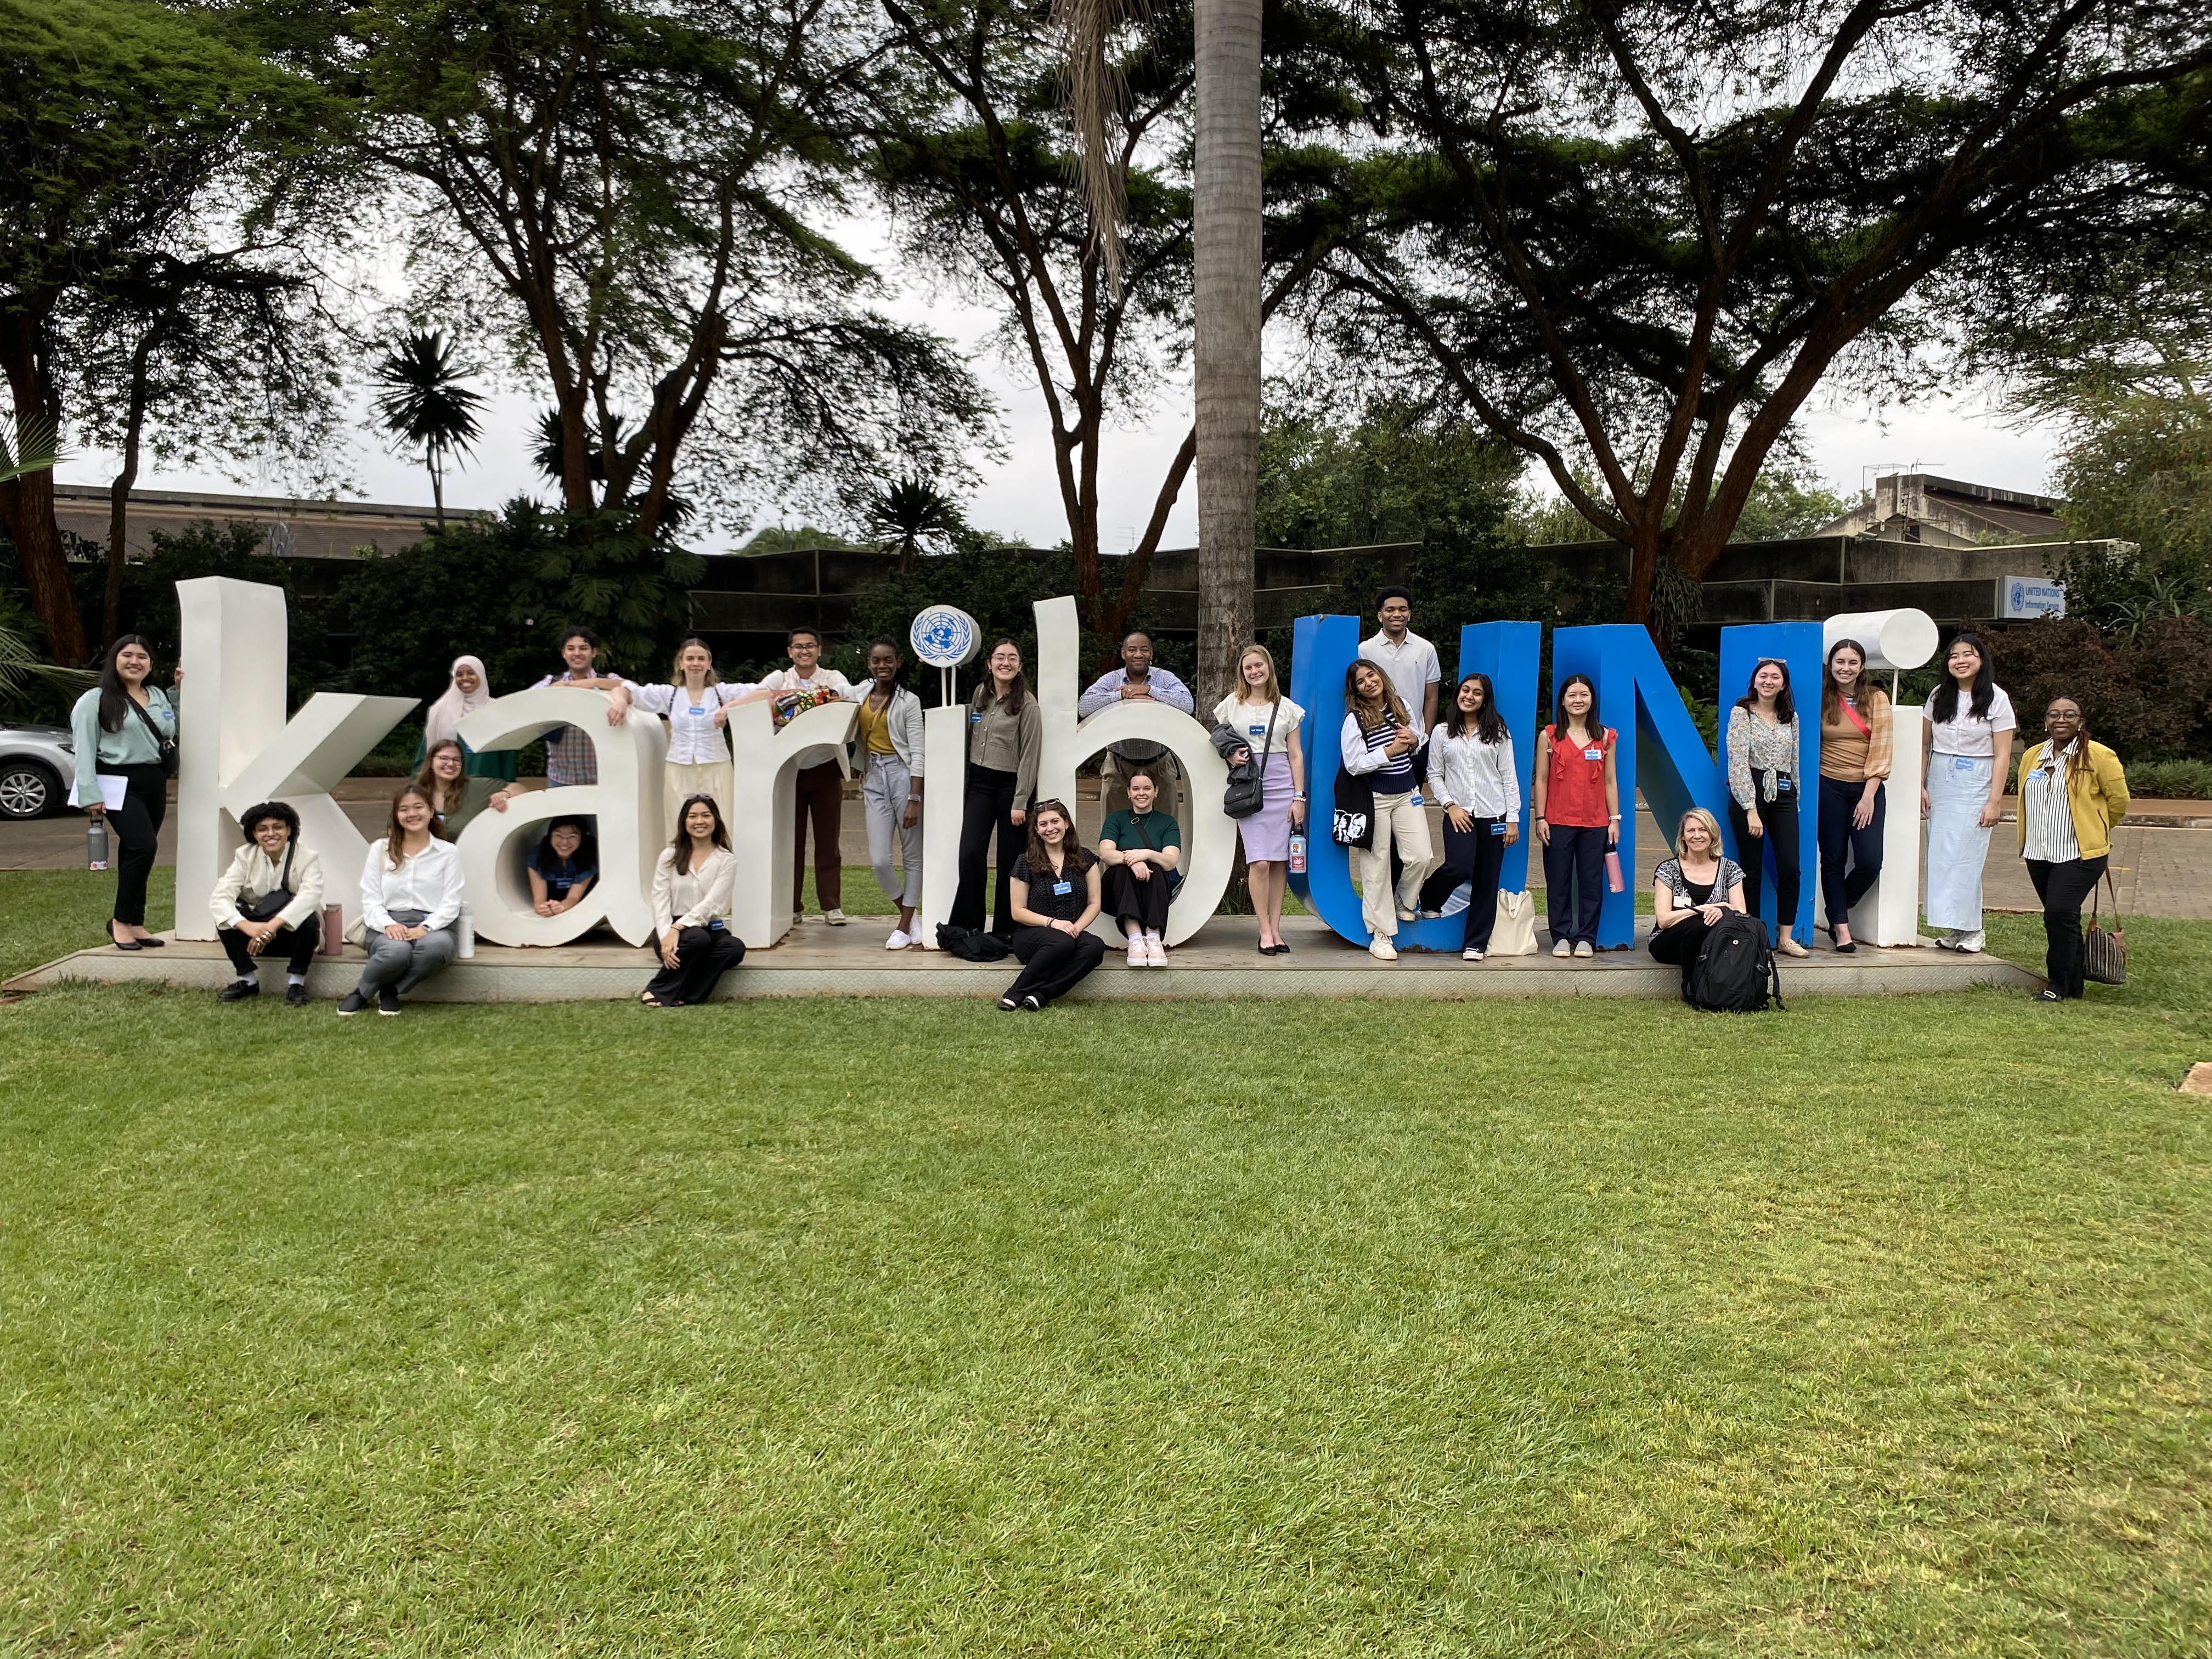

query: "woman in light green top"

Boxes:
[70, 633, 179, 950]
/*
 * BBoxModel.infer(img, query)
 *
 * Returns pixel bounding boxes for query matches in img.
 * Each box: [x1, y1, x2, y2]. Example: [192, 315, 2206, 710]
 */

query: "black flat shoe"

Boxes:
[1831, 939, 1857, 953]
[138, 935, 165, 947]
[108, 932, 143, 951]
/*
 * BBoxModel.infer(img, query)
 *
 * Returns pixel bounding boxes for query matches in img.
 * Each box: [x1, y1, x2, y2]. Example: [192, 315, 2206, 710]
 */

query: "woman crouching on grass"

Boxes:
[1645, 808, 1748, 988]
[998, 798, 1105, 1012]
[643, 794, 744, 1008]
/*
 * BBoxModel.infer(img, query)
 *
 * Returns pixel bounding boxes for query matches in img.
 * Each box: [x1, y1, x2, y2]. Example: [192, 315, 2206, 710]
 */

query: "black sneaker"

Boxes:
[336, 990, 368, 1016]
[218, 979, 260, 1002]
[285, 984, 309, 1007]
[377, 986, 401, 1017]
[1019, 994, 1043, 1012]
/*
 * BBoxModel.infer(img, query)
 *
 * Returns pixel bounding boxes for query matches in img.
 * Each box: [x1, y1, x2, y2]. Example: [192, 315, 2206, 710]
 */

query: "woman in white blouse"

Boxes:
[340, 786, 465, 1016]
[613, 637, 775, 836]
[1418, 673, 1521, 961]
[1920, 631, 2017, 952]
[1211, 644, 1306, 955]
[644, 794, 746, 1007]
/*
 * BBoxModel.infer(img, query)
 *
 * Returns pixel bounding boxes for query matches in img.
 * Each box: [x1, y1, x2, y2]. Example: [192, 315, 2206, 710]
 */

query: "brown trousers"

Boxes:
[792, 759, 844, 911]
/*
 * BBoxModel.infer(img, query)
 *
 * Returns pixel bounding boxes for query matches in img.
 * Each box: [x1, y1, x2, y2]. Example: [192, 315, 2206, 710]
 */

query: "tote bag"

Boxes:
[1489, 890, 1539, 955]
[2084, 868, 2128, 985]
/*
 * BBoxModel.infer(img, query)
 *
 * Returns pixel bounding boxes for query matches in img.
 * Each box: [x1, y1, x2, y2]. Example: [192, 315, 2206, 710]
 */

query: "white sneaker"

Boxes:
[824, 909, 848, 927]
[1573, 940, 1594, 958]
[1953, 929, 1986, 953]
[884, 929, 911, 951]
[1369, 936, 1398, 961]
[1553, 940, 1572, 958]
[1144, 935, 1166, 966]
[1396, 905, 1419, 922]
[1462, 947, 1485, 962]
[1127, 940, 1147, 968]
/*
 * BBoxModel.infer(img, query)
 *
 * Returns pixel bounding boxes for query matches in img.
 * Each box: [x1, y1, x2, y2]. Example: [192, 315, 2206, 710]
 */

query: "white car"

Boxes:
[0, 722, 75, 820]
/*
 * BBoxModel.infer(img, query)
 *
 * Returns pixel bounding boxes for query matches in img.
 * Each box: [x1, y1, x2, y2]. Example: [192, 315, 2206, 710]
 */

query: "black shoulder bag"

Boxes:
[129, 693, 180, 778]
[238, 844, 296, 924]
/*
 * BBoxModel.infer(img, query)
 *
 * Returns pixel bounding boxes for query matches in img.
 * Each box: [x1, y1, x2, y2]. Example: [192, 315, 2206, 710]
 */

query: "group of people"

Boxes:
[68, 600, 2133, 1012]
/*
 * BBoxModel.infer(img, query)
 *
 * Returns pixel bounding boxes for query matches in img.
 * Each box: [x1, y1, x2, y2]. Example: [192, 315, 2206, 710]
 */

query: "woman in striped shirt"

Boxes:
[1339, 659, 1435, 960]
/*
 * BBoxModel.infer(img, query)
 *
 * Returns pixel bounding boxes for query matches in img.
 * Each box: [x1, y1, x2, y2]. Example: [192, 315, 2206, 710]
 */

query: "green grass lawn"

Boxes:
[3, 870, 2209, 1655]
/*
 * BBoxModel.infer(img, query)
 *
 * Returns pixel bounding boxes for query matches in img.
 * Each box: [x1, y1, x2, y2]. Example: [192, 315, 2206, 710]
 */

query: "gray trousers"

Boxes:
[862, 752, 923, 908]
[356, 910, 459, 996]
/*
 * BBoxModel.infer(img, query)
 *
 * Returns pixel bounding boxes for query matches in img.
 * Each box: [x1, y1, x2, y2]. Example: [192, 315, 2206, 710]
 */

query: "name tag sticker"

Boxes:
[1052, 880, 1072, 896]
[1584, 748, 1602, 761]
[1953, 755, 1976, 771]
[2028, 769, 2049, 782]
[1489, 822, 1506, 836]
[970, 710, 983, 724]
[687, 706, 706, 717]
[1778, 777, 1794, 793]
[1249, 724, 1266, 737]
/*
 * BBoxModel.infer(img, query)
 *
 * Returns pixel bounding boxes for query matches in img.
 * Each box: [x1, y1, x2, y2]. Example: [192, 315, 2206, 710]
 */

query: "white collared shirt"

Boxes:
[1923, 685, 2017, 757]
[1426, 728, 1522, 819]
[360, 836, 465, 931]
[630, 680, 756, 766]
[1358, 630, 1441, 738]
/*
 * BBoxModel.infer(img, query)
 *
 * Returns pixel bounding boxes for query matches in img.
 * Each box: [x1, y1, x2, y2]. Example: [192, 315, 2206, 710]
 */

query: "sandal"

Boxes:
[640, 992, 680, 1008]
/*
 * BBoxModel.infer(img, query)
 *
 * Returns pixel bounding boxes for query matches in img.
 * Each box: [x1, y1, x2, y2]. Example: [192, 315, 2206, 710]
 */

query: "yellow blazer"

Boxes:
[2014, 739, 2130, 861]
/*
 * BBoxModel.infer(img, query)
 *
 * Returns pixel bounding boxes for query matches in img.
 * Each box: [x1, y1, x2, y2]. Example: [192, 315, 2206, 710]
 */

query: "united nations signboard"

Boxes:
[910, 605, 981, 667]
[2000, 576, 2067, 619]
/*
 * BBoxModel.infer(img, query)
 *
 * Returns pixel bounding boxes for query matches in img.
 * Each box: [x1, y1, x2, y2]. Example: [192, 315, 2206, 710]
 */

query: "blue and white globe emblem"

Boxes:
[911, 605, 980, 667]
[2011, 581, 2025, 611]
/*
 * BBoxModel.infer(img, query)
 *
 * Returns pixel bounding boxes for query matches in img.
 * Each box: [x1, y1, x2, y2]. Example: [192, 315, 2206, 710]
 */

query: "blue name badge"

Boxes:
[1778, 777, 1795, 794]
[1489, 821, 1507, 836]
[688, 706, 706, 718]
[970, 710, 983, 724]
[1584, 747, 1602, 761]
[1052, 880, 1072, 896]
[1953, 755, 1976, 771]
[1249, 724, 1266, 737]
[2028, 768, 2049, 782]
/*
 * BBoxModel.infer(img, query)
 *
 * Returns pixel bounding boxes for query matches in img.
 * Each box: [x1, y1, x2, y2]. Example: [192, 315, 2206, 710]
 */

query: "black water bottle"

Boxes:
[87, 816, 110, 871]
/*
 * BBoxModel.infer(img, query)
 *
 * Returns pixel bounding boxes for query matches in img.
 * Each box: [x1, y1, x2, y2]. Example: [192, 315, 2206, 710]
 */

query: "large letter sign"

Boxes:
[174, 577, 417, 941]
[721, 696, 861, 946]
[1716, 620, 1823, 944]
[454, 688, 667, 946]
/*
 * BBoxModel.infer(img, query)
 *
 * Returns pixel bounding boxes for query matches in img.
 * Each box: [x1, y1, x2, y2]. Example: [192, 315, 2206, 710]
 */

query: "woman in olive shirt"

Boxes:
[951, 639, 1043, 940]
[1097, 765, 1181, 965]
[1814, 637, 1891, 951]
[414, 738, 514, 839]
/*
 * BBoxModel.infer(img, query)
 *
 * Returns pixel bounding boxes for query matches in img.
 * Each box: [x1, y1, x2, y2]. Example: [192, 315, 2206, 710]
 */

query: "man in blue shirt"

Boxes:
[1076, 630, 1198, 821]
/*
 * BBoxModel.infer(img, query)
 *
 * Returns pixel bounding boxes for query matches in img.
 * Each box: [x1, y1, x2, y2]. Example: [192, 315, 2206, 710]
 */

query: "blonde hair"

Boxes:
[1675, 807, 1724, 857]
[668, 635, 720, 687]
[1234, 644, 1281, 704]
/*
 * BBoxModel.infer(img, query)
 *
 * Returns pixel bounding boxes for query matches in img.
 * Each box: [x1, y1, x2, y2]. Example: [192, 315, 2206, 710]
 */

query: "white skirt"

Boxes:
[1925, 754, 1994, 932]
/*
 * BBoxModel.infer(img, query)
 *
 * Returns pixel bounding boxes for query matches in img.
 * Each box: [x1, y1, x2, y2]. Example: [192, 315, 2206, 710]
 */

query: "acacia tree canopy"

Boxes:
[1277, 0, 2212, 630]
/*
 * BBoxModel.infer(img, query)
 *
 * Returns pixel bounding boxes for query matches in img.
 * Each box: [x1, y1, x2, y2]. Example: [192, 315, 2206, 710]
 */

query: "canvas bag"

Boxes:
[1489, 889, 1539, 955]
[2084, 868, 2127, 985]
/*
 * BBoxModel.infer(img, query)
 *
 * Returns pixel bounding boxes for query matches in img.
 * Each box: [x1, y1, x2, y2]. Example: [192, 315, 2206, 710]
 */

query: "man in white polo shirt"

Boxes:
[1358, 586, 1441, 766]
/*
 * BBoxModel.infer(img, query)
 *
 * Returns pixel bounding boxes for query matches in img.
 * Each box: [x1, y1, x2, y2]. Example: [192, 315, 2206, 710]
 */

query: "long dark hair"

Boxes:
[972, 639, 1028, 714]
[1343, 659, 1409, 732]
[384, 786, 432, 869]
[1735, 658, 1797, 726]
[414, 738, 470, 820]
[532, 816, 597, 875]
[1551, 673, 1598, 738]
[97, 634, 156, 732]
[670, 794, 730, 874]
[1025, 797, 1089, 872]
[1820, 637, 1883, 725]
[1443, 672, 1507, 744]
[1929, 630, 1997, 725]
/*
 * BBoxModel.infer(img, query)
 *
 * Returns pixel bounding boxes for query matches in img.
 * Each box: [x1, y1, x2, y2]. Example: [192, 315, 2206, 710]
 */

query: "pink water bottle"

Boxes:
[320, 903, 345, 955]
[1288, 832, 1307, 874]
[1604, 850, 1626, 893]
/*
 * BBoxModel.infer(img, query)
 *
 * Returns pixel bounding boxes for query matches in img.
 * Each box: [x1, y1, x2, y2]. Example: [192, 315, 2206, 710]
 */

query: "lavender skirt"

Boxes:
[1240, 751, 1297, 863]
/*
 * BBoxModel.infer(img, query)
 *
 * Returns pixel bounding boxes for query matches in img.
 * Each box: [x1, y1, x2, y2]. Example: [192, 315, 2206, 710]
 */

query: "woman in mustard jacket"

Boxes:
[2015, 694, 2129, 1001]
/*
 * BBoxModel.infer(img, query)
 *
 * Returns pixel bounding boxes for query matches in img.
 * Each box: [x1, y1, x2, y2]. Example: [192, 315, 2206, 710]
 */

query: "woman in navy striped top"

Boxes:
[1340, 659, 1435, 959]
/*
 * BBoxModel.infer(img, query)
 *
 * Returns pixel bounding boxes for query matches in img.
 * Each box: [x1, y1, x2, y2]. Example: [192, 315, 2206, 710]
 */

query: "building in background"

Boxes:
[1813, 472, 2067, 547]
[51, 483, 489, 562]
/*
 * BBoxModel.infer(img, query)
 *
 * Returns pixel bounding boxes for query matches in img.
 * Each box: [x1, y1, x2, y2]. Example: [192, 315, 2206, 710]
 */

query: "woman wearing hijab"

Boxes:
[413, 655, 517, 782]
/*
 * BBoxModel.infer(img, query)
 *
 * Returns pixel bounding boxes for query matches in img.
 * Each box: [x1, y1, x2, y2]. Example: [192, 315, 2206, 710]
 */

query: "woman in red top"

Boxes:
[1531, 673, 1621, 957]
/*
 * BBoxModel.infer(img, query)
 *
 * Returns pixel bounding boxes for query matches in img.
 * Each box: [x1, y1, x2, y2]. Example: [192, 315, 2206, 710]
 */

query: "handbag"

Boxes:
[128, 692, 180, 778]
[1489, 890, 1539, 956]
[1331, 766, 1374, 849]
[1214, 699, 1278, 819]
[2084, 867, 2127, 985]
[237, 844, 296, 924]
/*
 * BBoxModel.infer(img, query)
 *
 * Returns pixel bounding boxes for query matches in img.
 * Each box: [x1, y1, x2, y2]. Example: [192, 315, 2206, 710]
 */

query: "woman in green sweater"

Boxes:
[70, 634, 178, 950]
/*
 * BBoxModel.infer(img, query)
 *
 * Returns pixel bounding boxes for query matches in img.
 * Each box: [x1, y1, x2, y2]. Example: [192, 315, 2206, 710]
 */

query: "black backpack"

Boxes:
[1685, 912, 1784, 1013]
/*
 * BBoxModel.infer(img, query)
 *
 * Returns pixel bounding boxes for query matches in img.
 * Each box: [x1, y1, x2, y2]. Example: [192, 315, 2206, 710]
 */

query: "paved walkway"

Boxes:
[7, 781, 2208, 919]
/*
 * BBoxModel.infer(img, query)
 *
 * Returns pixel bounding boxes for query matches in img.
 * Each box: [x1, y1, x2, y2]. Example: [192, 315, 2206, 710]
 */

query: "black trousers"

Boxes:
[1541, 823, 1606, 946]
[952, 764, 1025, 938]
[220, 913, 321, 977]
[1816, 776, 1886, 926]
[2025, 855, 2107, 998]
[1729, 793, 1803, 936]
[1005, 925, 1105, 1008]
[645, 925, 747, 1005]
[1103, 863, 1172, 934]
[1419, 815, 1509, 950]
[98, 763, 168, 927]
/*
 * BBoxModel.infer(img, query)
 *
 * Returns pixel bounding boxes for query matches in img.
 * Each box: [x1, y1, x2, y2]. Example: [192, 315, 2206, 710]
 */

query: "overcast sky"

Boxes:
[55, 222, 2071, 554]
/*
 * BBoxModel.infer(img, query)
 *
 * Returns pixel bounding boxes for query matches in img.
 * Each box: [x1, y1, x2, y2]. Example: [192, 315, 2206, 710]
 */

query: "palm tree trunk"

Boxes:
[430, 444, 446, 531]
[1192, 0, 1263, 709]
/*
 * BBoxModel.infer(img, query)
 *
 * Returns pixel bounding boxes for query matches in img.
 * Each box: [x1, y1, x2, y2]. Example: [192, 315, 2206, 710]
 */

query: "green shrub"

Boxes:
[2124, 758, 2212, 800]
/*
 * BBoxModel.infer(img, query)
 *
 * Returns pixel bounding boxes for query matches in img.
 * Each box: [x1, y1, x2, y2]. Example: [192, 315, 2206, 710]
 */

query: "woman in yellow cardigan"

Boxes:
[2015, 695, 2130, 1001]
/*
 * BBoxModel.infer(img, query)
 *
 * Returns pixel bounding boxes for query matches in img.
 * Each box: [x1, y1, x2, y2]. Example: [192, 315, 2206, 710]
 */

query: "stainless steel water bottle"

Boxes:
[86, 817, 110, 871]
[456, 901, 476, 959]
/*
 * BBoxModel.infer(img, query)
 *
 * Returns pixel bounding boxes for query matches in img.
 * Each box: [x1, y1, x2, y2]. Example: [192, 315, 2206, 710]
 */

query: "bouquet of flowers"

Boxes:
[773, 684, 835, 727]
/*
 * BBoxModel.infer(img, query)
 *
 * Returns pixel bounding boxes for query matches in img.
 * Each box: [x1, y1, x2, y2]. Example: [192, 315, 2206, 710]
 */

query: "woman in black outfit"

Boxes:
[998, 798, 1106, 1011]
[952, 640, 1043, 940]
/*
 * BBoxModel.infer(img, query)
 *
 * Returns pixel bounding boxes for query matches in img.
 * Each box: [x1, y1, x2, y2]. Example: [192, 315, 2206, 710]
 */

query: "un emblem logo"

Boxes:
[911, 605, 980, 668]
